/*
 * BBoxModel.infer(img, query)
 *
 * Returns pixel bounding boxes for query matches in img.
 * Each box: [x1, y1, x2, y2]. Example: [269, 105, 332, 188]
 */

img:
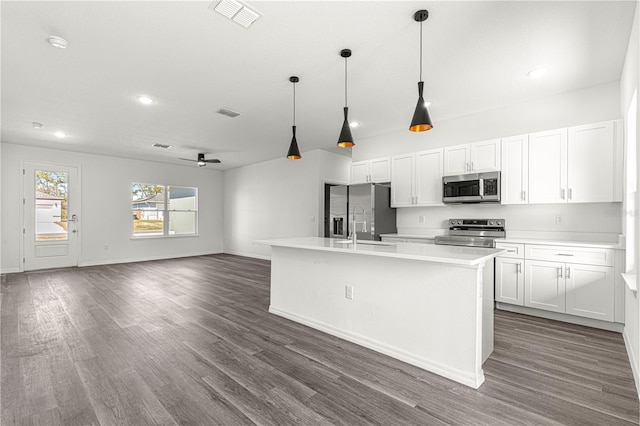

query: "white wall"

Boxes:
[1, 143, 224, 272]
[223, 149, 350, 259]
[621, 1, 640, 397]
[353, 81, 621, 161]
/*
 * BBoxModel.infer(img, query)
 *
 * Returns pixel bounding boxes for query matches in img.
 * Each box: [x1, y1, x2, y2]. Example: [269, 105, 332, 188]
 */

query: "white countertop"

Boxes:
[495, 237, 623, 249]
[256, 237, 504, 266]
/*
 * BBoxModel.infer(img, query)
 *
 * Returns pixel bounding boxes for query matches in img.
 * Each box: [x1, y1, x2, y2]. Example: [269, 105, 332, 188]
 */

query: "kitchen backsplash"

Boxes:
[396, 202, 623, 239]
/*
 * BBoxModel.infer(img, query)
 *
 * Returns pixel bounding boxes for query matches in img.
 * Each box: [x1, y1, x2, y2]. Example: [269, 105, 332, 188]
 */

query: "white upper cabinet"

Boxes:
[444, 140, 501, 175]
[444, 144, 470, 175]
[567, 121, 621, 203]
[528, 121, 622, 204]
[391, 148, 444, 207]
[415, 149, 444, 206]
[351, 157, 391, 184]
[470, 139, 501, 172]
[390, 153, 415, 207]
[501, 134, 529, 204]
[528, 128, 568, 204]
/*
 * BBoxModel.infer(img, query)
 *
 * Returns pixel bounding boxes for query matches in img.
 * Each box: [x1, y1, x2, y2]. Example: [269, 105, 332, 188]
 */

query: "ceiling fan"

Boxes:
[179, 153, 221, 167]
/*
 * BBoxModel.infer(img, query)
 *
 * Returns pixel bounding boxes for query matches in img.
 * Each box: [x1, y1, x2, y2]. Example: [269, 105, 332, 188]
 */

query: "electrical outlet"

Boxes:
[418, 215, 425, 223]
[308, 215, 316, 222]
[555, 214, 563, 224]
[345, 285, 354, 300]
[104, 244, 109, 250]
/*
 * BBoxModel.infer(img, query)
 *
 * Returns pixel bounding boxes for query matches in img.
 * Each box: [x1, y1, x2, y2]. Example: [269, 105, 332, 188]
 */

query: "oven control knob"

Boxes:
[496, 220, 503, 226]
[488, 220, 495, 226]
[456, 220, 462, 225]
[450, 220, 456, 226]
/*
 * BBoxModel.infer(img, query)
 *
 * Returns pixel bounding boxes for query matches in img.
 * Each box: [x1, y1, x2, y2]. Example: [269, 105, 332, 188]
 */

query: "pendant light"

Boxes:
[337, 49, 355, 148]
[409, 9, 433, 132]
[286, 76, 302, 160]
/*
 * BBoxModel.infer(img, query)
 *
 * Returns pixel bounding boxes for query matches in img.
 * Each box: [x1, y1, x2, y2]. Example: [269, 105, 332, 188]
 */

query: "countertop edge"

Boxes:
[256, 238, 504, 266]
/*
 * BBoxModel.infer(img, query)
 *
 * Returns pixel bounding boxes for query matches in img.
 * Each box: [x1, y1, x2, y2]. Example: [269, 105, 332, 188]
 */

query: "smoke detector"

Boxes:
[217, 107, 241, 118]
[210, 0, 261, 28]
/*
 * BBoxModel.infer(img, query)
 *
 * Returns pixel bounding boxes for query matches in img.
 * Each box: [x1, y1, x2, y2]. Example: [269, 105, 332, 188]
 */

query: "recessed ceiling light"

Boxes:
[48, 35, 68, 49]
[32, 122, 43, 129]
[349, 122, 359, 128]
[136, 95, 155, 105]
[54, 131, 66, 138]
[527, 67, 547, 79]
[152, 143, 172, 149]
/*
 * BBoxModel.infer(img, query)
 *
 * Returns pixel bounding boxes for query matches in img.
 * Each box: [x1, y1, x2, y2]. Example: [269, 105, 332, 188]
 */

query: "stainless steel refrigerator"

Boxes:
[324, 183, 397, 241]
[324, 184, 348, 239]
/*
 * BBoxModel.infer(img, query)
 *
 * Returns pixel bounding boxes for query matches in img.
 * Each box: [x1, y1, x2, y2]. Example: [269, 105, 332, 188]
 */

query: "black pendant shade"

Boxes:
[337, 107, 354, 148]
[287, 125, 301, 160]
[409, 81, 433, 132]
[337, 49, 355, 148]
[286, 76, 302, 160]
[409, 9, 433, 132]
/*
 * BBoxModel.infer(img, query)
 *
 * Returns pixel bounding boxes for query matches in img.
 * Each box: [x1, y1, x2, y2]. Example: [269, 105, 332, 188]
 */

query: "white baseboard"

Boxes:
[223, 250, 271, 261]
[269, 306, 484, 389]
[496, 303, 624, 332]
[79, 251, 223, 267]
[0, 267, 22, 275]
[623, 327, 640, 399]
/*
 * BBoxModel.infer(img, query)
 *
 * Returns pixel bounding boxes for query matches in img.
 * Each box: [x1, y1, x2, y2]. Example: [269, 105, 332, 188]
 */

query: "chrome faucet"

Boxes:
[351, 204, 367, 245]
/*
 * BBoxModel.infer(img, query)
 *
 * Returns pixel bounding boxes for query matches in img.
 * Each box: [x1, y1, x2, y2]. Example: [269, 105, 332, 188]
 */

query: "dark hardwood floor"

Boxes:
[1, 254, 638, 425]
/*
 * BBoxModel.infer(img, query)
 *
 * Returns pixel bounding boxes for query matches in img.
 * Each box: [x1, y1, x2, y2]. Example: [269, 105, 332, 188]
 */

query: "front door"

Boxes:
[23, 162, 80, 271]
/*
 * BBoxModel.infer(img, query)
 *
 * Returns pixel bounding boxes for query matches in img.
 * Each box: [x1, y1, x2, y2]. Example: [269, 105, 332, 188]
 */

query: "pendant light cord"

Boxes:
[292, 81, 296, 126]
[419, 20, 423, 81]
[344, 56, 348, 107]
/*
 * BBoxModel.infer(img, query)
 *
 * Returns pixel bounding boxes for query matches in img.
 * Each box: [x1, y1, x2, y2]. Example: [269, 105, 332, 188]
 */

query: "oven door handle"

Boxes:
[479, 178, 484, 198]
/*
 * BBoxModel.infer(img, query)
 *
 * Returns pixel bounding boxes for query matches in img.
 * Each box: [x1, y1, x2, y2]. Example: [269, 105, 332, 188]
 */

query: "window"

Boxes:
[131, 183, 197, 237]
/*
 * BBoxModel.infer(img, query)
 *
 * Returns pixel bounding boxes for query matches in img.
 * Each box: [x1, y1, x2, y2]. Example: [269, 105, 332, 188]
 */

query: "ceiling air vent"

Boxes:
[217, 108, 241, 118]
[152, 143, 172, 149]
[210, 0, 261, 28]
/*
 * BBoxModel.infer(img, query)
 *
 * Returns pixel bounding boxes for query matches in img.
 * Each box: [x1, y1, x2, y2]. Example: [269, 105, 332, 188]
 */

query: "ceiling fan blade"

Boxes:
[178, 158, 197, 162]
[205, 159, 221, 163]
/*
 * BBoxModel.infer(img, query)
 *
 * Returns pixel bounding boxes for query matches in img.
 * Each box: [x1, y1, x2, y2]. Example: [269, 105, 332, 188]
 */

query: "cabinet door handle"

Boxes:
[517, 263, 522, 273]
[566, 267, 571, 279]
[522, 190, 526, 201]
[561, 188, 565, 200]
[466, 162, 470, 172]
[507, 249, 517, 253]
[556, 253, 574, 256]
[558, 267, 563, 278]
[471, 161, 474, 171]
[568, 188, 572, 200]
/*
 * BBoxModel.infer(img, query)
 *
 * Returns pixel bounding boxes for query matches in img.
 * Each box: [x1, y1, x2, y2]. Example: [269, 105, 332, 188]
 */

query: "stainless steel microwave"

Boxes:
[442, 171, 501, 204]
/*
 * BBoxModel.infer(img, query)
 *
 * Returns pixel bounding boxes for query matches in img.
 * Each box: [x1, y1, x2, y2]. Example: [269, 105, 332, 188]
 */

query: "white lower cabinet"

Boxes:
[565, 263, 614, 322]
[497, 242, 617, 323]
[524, 260, 566, 313]
[495, 257, 524, 305]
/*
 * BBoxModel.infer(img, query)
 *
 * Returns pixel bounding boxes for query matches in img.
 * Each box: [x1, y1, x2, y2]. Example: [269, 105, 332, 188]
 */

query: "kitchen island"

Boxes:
[257, 237, 504, 388]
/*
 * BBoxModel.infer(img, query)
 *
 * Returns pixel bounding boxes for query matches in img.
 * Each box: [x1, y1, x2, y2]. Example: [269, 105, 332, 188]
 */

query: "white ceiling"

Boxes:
[1, 1, 636, 170]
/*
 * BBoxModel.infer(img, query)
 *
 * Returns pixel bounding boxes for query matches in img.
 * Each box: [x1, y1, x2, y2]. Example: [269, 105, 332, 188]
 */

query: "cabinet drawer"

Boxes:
[525, 245, 614, 266]
[495, 242, 524, 259]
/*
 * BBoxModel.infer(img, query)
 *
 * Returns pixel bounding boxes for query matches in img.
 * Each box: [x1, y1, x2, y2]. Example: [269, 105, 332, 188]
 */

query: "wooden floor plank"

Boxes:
[1, 254, 638, 425]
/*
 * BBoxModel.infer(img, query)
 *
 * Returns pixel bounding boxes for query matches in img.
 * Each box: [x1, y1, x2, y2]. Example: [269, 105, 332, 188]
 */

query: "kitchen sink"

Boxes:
[332, 239, 396, 246]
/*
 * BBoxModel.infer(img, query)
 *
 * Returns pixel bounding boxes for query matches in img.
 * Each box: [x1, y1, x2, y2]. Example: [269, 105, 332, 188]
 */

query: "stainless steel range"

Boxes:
[435, 218, 506, 248]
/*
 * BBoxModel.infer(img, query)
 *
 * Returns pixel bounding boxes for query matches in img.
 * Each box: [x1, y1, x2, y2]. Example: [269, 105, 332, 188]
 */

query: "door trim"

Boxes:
[21, 161, 82, 272]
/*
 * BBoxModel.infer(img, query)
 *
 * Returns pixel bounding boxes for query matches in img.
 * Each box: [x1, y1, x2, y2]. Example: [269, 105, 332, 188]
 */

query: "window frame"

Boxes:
[131, 182, 198, 239]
